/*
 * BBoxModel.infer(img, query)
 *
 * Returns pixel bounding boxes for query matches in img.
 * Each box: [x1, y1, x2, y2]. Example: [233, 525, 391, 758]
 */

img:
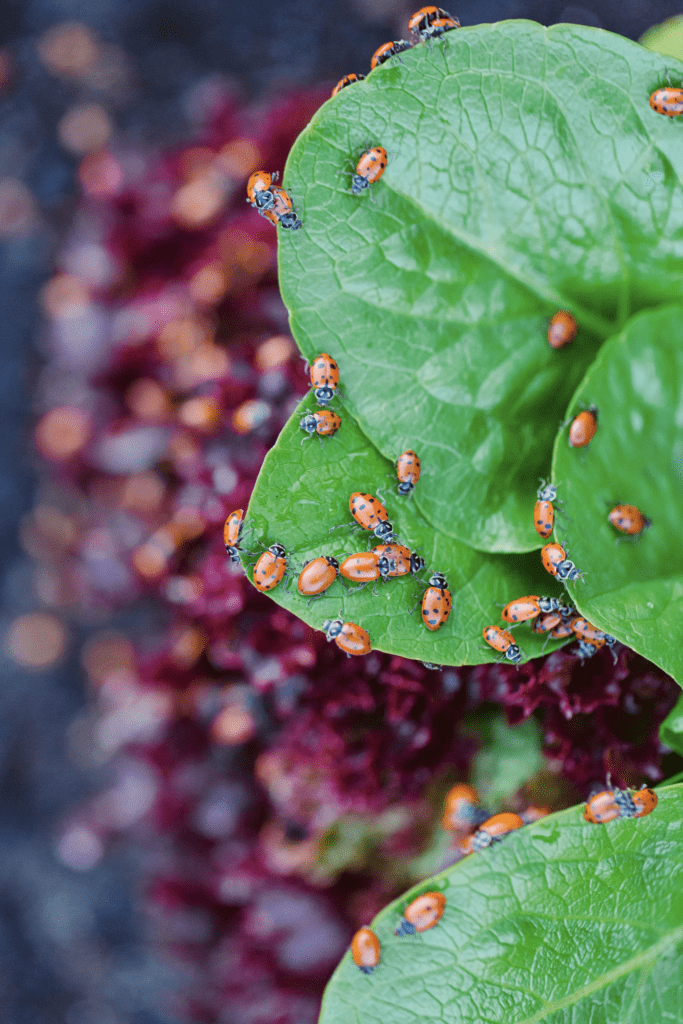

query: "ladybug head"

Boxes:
[322, 618, 344, 639]
[410, 553, 425, 574]
[314, 385, 335, 405]
[373, 521, 394, 542]
[269, 543, 286, 558]
[299, 414, 318, 434]
[429, 572, 448, 589]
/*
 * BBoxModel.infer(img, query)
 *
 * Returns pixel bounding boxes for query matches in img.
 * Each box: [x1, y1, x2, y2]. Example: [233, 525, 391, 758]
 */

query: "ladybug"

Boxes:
[608, 503, 650, 537]
[421, 572, 452, 631]
[460, 812, 524, 855]
[441, 783, 482, 832]
[531, 610, 562, 635]
[322, 616, 372, 657]
[372, 543, 424, 578]
[297, 556, 339, 599]
[370, 40, 413, 70]
[534, 479, 563, 539]
[547, 310, 577, 349]
[416, 16, 460, 42]
[395, 891, 446, 936]
[223, 508, 248, 564]
[300, 409, 341, 445]
[348, 492, 394, 542]
[351, 147, 388, 196]
[351, 926, 380, 974]
[549, 618, 576, 639]
[309, 353, 340, 406]
[396, 449, 421, 495]
[339, 551, 395, 592]
[571, 616, 615, 648]
[331, 73, 365, 97]
[650, 87, 683, 116]
[568, 405, 598, 448]
[520, 806, 550, 824]
[253, 543, 288, 592]
[584, 784, 658, 823]
[246, 170, 277, 210]
[260, 185, 302, 230]
[483, 625, 521, 663]
[407, 6, 451, 34]
[501, 595, 541, 624]
[541, 542, 583, 582]
[533, 498, 554, 539]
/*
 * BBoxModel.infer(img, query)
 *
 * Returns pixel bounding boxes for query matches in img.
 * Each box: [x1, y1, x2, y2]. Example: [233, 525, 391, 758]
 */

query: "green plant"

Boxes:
[320, 784, 683, 1024]
[246, 20, 683, 685]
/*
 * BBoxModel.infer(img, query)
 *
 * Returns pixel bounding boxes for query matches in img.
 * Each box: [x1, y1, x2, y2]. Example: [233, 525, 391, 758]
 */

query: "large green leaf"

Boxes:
[244, 404, 566, 667]
[555, 306, 683, 687]
[276, 21, 683, 552]
[320, 784, 683, 1024]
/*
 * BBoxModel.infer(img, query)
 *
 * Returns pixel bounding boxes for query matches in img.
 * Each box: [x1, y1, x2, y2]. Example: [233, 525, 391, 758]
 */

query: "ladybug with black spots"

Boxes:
[421, 572, 452, 631]
[351, 147, 388, 196]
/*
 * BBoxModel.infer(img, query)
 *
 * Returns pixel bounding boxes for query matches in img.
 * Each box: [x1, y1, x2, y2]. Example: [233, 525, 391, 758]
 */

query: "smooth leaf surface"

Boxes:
[554, 306, 683, 686]
[278, 21, 683, 551]
[320, 785, 683, 1024]
[244, 401, 566, 667]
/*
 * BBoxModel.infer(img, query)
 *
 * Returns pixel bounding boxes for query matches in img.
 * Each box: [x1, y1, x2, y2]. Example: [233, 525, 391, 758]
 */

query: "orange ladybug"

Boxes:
[541, 541, 583, 582]
[259, 185, 301, 230]
[550, 618, 576, 639]
[223, 508, 248, 564]
[568, 405, 598, 448]
[309, 353, 339, 407]
[351, 147, 388, 196]
[421, 572, 452, 631]
[331, 73, 365, 97]
[348, 492, 394, 543]
[300, 409, 341, 445]
[460, 812, 524, 854]
[483, 625, 521, 663]
[370, 40, 413, 70]
[323, 616, 371, 656]
[531, 611, 562, 635]
[350, 926, 380, 974]
[297, 556, 339, 599]
[650, 87, 683, 116]
[608, 503, 650, 537]
[339, 551, 395, 592]
[584, 784, 657, 823]
[501, 595, 541, 624]
[246, 170, 277, 210]
[253, 543, 288, 592]
[547, 310, 577, 349]
[533, 479, 563, 540]
[395, 891, 446, 936]
[415, 15, 460, 42]
[371, 543, 424, 578]
[571, 617, 616, 651]
[408, 6, 451, 34]
[396, 449, 421, 495]
[441, 783, 482, 831]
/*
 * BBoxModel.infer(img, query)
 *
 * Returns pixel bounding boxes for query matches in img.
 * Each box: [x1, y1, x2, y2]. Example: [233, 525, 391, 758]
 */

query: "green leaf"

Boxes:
[553, 306, 683, 687]
[468, 709, 544, 805]
[320, 785, 683, 1024]
[640, 15, 683, 61]
[660, 693, 683, 757]
[277, 21, 683, 551]
[245, 403, 567, 667]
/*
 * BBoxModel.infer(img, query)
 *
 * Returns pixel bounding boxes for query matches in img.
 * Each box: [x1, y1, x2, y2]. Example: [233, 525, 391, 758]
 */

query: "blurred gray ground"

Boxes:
[0, 1, 680, 1022]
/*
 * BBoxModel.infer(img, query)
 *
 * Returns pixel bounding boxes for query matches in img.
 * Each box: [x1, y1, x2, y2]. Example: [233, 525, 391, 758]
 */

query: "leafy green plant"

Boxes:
[320, 784, 683, 1024]
[246, 20, 683, 680]
[558, 307, 683, 684]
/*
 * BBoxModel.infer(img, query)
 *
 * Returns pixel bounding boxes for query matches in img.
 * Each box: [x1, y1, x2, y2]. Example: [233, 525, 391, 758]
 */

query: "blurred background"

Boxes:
[2, 2, 683, 1023]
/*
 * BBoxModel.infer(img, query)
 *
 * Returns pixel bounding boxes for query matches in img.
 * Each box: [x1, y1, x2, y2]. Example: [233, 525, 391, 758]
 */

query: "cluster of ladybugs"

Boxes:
[350, 777, 658, 976]
[224, 353, 441, 657]
[245, 8, 464, 231]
